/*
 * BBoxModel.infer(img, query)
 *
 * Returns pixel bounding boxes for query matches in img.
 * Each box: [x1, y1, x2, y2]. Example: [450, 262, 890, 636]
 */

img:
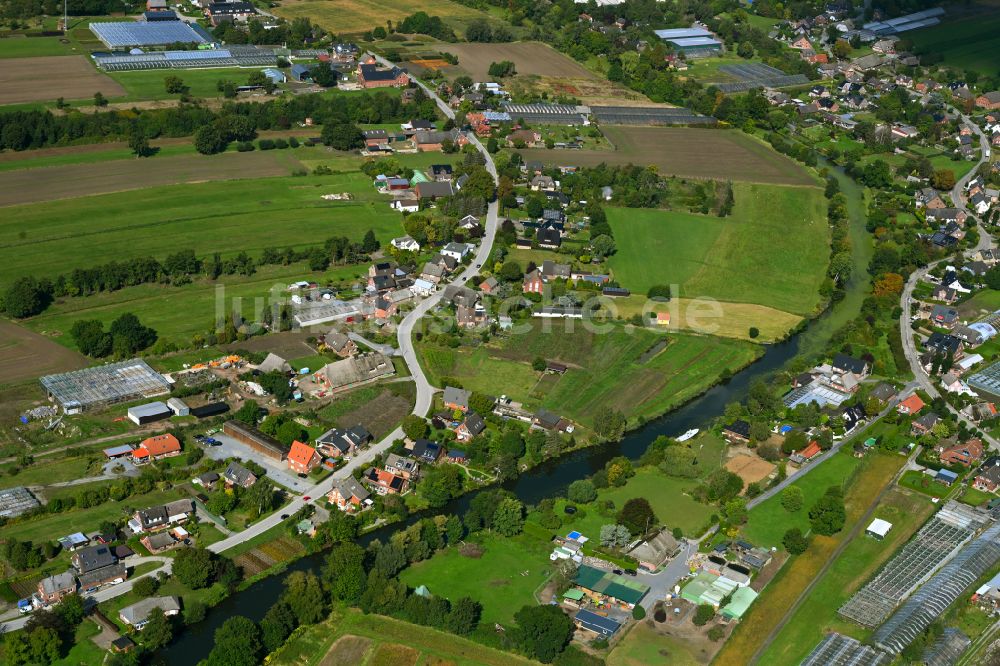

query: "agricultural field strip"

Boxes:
[0, 55, 125, 105]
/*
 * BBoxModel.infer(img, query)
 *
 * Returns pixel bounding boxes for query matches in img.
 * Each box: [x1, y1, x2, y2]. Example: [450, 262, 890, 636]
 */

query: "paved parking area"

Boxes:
[202, 434, 311, 494]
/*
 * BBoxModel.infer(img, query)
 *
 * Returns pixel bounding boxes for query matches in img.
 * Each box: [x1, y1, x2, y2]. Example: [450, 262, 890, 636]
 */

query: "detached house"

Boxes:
[288, 441, 321, 475]
[722, 420, 751, 444]
[939, 439, 984, 467]
[915, 188, 946, 209]
[911, 411, 941, 436]
[974, 456, 1000, 493]
[358, 63, 409, 88]
[224, 461, 257, 488]
[443, 386, 471, 412]
[328, 477, 370, 512]
[385, 453, 419, 480]
[455, 412, 486, 442]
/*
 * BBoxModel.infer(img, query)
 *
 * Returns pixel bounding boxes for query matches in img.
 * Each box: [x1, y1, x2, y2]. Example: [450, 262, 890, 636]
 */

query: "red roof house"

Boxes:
[897, 394, 925, 415]
[287, 441, 321, 475]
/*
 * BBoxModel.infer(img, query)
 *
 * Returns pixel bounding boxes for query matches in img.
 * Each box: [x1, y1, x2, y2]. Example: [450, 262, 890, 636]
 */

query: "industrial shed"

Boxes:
[40, 359, 171, 413]
[127, 401, 172, 425]
[720, 586, 758, 620]
[222, 420, 288, 461]
[573, 565, 649, 608]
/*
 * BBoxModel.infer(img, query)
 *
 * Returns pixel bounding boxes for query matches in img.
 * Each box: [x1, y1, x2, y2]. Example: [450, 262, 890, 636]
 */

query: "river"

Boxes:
[158, 163, 872, 664]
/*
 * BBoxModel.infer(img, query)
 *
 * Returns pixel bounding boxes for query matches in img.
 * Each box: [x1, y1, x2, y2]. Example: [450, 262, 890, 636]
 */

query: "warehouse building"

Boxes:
[222, 420, 288, 461]
[40, 359, 171, 413]
[128, 401, 173, 425]
[653, 27, 723, 57]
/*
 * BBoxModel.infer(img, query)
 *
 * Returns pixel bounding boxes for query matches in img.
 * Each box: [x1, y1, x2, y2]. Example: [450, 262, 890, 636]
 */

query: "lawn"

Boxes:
[0, 36, 76, 58]
[715, 452, 907, 666]
[741, 450, 861, 547]
[898, 469, 955, 498]
[755, 487, 936, 665]
[0, 452, 100, 486]
[607, 183, 830, 317]
[419, 322, 760, 427]
[908, 14, 1000, 75]
[608, 295, 802, 342]
[398, 532, 554, 626]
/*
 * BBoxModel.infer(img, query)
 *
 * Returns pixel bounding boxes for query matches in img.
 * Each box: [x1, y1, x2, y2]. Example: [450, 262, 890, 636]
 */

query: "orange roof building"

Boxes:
[798, 441, 822, 460]
[287, 440, 321, 475]
[133, 434, 181, 461]
[897, 394, 925, 415]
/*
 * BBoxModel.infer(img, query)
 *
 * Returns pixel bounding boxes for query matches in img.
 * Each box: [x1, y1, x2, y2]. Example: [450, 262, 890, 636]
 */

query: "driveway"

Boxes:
[636, 540, 699, 611]
[203, 434, 313, 493]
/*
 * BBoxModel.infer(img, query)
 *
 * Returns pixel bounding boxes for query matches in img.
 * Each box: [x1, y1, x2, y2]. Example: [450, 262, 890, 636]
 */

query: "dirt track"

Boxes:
[0, 150, 303, 207]
[0, 55, 125, 104]
[0, 320, 88, 385]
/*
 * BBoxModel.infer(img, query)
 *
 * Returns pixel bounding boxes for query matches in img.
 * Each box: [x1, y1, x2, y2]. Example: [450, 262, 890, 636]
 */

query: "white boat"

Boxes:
[676, 428, 699, 442]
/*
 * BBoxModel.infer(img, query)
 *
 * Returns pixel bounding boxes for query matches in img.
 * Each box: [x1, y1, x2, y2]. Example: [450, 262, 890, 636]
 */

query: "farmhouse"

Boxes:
[414, 129, 466, 152]
[37, 572, 77, 605]
[132, 433, 181, 463]
[323, 330, 357, 357]
[939, 439, 984, 467]
[314, 354, 395, 391]
[357, 63, 409, 88]
[205, 2, 256, 25]
[627, 530, 681, 571]
[977, 92, 1000, 111]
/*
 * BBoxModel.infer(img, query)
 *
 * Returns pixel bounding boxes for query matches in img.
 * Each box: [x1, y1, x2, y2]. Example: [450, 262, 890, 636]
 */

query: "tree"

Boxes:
[498, 260, 523, 282]
[599, 523, 631, 548]
[70, 319, 112, 357]
[447, 597, 482, 635]
[322, 122, 363, 150]
[809, 487, 846, 536]
[632, 605, 646, 620]
[832, 39, 851, 59]
[532, 356, 547, 372]
[469, 392, 495, 415]
[492, 497, 525, 536]
[593, 407, 626, 442]
[567, 479, 597, 504]
[931, 169, 956, 191]
[618, 498, 656, 535]
[693, 604, 715, 626]
[362, 229, 379, 253]
[660, 445, 699, 478]
[3, 276, 49, 318]
[282, 571, 327, 625]
[783, 527, 809, 554]
[590, 234, 616, 261]
[194, 124, 229, 155]
[782, 429, 808, 455]
[260, 601, 297, 654]
[94, 91, 107, 107]
[705, 469, 743, 502]
[142, 607, 174, 651]
[749, 327, 760, 339]
[737, 41, 754, 58]
[402, 415, 429, 440]
[233, 401, 260, 425]
[205, 616, 262, 666]
[172, 547, 216, 589]
[512, 604, 573, 663]
[5, 626, 62, 666]
[323, 542, 366, 603]
[724, 498, 747, 525]
[310, 64, 338, 87]
[132, 576, 158, 598]
[109, 312, 157, 356]
[781, 486, 804, 513]
[129, 127, 151, 158]
[164, 75, 187, 94]
[242, 480, 277, 517]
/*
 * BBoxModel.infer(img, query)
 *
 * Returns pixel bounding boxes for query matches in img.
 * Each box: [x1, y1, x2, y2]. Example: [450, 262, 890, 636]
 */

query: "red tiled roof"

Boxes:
[898, 394, 925, 414]
[288, 440, 318, 466]
[798, 441, 822, 459]
[139, 434, 180, 457]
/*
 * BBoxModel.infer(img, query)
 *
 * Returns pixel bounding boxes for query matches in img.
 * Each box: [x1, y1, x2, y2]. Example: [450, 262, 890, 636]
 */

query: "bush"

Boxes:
[693, 604, 715, 626]
[708, 626, 725, 641]
[632, 605, 646, 620]
[258, 139, 275, 150]
[236, 141, 255, 152]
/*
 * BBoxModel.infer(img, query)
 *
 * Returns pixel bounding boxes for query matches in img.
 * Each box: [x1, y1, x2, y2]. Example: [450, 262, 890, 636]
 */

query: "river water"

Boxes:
[159, 163, 871, 663]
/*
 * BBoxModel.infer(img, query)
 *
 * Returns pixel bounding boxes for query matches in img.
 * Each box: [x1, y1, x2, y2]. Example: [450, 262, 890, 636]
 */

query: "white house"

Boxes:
[412, 278, 436, 296]
[442, 242, 473, 261]
[391, 235, 420, 252]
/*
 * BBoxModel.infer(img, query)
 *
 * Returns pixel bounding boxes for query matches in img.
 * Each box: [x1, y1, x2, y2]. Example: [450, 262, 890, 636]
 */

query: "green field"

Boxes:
[908, 14, 1000, 75]
[0, 36, 76, 58]
[607, 183, 830, 317]
[756, 488, 936, 665]
[107, 67, 275, 102]
[399, 532, 553, 626]
[609, 622, 704, 666]
[741, 451, 861, 547]
[418, 322, 760, 427]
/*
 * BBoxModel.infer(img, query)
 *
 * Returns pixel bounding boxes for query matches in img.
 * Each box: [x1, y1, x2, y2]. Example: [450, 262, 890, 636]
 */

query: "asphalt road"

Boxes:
[0, 58, 501, 635]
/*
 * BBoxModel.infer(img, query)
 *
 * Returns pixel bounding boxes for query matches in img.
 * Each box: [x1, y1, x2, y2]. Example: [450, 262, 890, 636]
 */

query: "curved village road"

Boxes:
[0, 56, 500, 635]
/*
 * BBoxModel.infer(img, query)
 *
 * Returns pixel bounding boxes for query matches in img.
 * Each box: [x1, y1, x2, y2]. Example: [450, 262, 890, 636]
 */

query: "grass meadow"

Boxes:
[756, 487, 935, 665]
[607, 183, 830, 318]
[417, 321, 760, 427]
[715, 452, 906, 666]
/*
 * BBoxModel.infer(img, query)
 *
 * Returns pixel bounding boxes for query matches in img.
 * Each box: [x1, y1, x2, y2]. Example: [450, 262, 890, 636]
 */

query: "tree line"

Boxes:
[0, 88, 438, 152]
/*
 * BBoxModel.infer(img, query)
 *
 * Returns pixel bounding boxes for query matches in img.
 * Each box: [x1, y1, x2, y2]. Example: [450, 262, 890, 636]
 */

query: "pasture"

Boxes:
[607, 183, 830, 317]
[608, 295, 803, 342]
[0, 36, 76, 58]
[908, 14, 1000, 75]
[107, 67, 272, 102]
[0, 55, 125, 105]
[0, 319, 88, 385]
[273, 0, 490, 36]
[521, 126, 817, 185]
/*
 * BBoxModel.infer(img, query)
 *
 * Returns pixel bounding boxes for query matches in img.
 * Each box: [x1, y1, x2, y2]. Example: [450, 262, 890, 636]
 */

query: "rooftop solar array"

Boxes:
[838, 501, 989, 627]
[90, 21, 208, 48]
[873, 521, 1000, 654]
[715, 63, 809, 93]
[94, 46, 276, 71]
[590, 105, 716, 126]
[40, 359, 171, 411]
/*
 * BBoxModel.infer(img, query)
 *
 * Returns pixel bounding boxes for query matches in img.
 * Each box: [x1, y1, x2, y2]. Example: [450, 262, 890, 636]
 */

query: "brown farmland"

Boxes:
[0, 55, 125, 105]
[0, 150, 302, 207]
[520, 126, 816, 185]
[436, 42, 596, 80]
[0, 320, 88, 385]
